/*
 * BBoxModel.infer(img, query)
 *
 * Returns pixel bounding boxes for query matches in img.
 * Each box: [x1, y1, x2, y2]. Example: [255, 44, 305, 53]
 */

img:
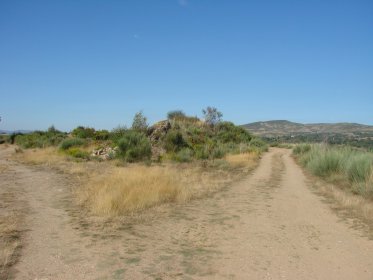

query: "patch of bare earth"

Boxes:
[0, 147, 24, 280]
[2, 147, 373, 279]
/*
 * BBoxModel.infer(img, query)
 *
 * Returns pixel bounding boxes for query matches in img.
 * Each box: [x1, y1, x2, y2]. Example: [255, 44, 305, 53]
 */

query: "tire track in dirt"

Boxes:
[2, 147, 373, 279]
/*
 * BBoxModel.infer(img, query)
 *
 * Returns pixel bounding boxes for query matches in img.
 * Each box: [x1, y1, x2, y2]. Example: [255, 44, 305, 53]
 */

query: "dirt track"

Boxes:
[1, 147, 373, 279]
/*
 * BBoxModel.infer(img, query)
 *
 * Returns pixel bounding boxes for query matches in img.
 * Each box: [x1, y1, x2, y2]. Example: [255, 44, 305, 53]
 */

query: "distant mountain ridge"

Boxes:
[242, 120, 373, 137]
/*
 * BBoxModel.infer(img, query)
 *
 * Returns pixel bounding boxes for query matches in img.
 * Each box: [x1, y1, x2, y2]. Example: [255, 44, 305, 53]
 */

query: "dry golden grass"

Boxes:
[0, 164, 9, 173]
[14, 147, 262, 217]
[225, 152, 259, 169]
[13, 147, 65, 165]
[0, 214, 21, 279]
[77, 165, 191, 216]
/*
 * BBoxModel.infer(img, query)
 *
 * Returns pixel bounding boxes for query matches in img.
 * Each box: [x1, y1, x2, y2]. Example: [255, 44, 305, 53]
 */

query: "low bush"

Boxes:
[173, 148, 193, 162]
[94, 130, 110, 141]
[14, 131, 67, 149]
[307, 148, 343, 177]
[110, 125, 128, 143]
[216, 122, 252, 143]
[66, 148, 90, 159]
[71, 126, 95, 139]
[59, 138, 86, 150]
[117, 131, 152, 162]
[293, 143, 311, 155]
[164, 130, 187, 152]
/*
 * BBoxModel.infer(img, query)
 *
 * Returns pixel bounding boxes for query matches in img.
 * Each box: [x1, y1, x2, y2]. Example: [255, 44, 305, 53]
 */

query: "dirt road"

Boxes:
[1, 147, 373, 279]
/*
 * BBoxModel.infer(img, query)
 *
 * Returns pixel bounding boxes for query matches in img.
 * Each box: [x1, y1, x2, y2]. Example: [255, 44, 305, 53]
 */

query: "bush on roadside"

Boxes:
[110, 125, 128, 143]
[164, 130, 187, 152]
[293, 143, 311, 155]
[71, 126, 95, 139]
[94, 130, 110, 141]
[117, 131, 152, 162]
[293, 144, 373, 199]
[59, 138, 86, 150]
[66, 147, 90, 159]
[173, 148, 194, 162]
[14, 131, 67, 149]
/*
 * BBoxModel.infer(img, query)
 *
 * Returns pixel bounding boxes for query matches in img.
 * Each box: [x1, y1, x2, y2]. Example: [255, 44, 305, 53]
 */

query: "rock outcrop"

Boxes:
[147, 120, 171, 160]
[147, 120, 171, 143]
[91, 146, 118, 160]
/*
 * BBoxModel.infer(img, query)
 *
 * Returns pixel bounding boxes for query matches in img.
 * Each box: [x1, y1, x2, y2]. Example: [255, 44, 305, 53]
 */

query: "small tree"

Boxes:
[167, 110, 186, 120]
[47, 125, 59, 134]
[132, 111, 148, 131]
[71, 126, 95, 139]
[117, 131, 152, 162]
[202, 106, 223, 126]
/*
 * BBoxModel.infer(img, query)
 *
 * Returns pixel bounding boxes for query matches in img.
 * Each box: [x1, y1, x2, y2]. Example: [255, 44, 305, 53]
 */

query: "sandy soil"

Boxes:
[1, 147, 373, 279]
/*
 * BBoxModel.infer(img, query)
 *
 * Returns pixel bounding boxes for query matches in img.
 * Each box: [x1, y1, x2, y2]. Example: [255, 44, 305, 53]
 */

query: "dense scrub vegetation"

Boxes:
[5, 108, 267, 163]
[293, 144, 373, 199]
[10, 127, 67, 148]
[6, 108, 267, 217]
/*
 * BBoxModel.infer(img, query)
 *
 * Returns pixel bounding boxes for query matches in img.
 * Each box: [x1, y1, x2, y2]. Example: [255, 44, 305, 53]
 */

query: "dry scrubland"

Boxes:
[8, 111, 266, 216]
[1, 112, 267, 278]
[14, 147, 260, 216]
[2, 140, 261, 277]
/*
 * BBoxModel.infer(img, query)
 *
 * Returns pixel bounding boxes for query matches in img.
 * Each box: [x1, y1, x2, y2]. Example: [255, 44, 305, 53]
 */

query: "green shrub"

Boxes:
[293, 144, 311, 155]
[110, 125, 128, 143]
[131, 111, 148, 132]
[346, 154, 373, 183]
[195, 145, 210, 160]
[249, 137, 266, 148]
[173, 148, 193, 162]
[167, 110, 186, 120]
[66, 147, 90, 159]
[95, 130, 110, 141]
[164, 130, 187, 152]
[59, 138, 86, 150]
[211, 146, 226, 159]
[117, 131, 152, 162]
[216, 122, 252, 143]
[14, 131, 67, 148]
[71, 126, 95, 139]
[306, 148, 343, 177]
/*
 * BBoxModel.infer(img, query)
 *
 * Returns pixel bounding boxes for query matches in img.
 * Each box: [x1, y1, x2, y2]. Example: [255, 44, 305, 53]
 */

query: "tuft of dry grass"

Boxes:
[0, 164, 9, 173]
[13, 147, 65, 165]
[0, 213, 21, 279]
[77, 165, 191, 216]
[225, 152, 259, 169]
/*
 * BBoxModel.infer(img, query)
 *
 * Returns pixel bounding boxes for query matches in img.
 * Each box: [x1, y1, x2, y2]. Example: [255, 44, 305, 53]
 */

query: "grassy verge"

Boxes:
[293, 144, 373, 199]
[293, 143, 373, 237]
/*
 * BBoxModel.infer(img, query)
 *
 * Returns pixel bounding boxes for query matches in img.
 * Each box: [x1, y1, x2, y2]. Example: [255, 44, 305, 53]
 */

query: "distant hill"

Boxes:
[242, 120, 373, 137]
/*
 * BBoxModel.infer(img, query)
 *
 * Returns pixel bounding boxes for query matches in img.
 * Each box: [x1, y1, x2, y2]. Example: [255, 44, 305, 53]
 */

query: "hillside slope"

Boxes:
[242, 120, 373, 137]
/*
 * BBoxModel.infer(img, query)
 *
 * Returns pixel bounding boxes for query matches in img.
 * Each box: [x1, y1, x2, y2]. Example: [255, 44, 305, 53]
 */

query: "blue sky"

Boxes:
[0, 0, 372, 131]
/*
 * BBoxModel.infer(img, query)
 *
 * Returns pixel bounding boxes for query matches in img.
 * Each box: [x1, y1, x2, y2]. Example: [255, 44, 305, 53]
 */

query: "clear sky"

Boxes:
[0, 0, 372, 131]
